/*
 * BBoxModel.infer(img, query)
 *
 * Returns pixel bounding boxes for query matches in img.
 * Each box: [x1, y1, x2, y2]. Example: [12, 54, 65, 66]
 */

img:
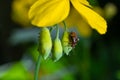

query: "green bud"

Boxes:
[62, 31, 72, 55]
[52, 38, 63, 62]
[38, 28, 52, 60]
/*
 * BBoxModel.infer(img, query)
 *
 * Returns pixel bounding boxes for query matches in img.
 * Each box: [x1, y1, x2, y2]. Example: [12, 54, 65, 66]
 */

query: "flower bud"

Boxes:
[62, 31, 72, 55]
[38, 28, 52, 60]
[52, 38, 63, 62]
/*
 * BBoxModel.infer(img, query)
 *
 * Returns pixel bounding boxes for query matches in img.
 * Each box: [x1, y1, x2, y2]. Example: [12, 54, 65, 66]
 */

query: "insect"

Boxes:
[69, 32, 79, 48]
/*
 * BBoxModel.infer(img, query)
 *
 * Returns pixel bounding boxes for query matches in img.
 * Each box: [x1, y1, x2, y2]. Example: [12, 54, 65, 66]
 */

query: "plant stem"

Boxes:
[50, 26, 56, 32]
[55, 24, 59, 39]
[34, 55, 41, 80]
[63, 21, 67, 31]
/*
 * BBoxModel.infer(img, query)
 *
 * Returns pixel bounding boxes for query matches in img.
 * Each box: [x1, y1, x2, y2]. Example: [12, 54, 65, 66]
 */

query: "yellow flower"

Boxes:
[11, 0, 36, 27]
[28, 0, 107, 34]
[64, 7, 92, 37]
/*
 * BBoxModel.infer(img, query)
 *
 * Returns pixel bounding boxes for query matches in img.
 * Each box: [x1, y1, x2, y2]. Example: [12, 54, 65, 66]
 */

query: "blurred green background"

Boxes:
[0, 0, 120, 80]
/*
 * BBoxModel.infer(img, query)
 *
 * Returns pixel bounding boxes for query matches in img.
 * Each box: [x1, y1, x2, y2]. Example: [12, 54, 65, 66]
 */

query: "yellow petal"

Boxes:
[65, 6, 80, 27]
[70, 0, 107, 34]
[65, 6, 92, 37]
[78, 0, 91, 7]
[76, 19, 92, 37]
[28, 0, 70, 27]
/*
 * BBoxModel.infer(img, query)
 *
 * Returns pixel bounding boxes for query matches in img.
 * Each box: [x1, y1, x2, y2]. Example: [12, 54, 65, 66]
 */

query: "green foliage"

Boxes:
[0, 62, 33, 80]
